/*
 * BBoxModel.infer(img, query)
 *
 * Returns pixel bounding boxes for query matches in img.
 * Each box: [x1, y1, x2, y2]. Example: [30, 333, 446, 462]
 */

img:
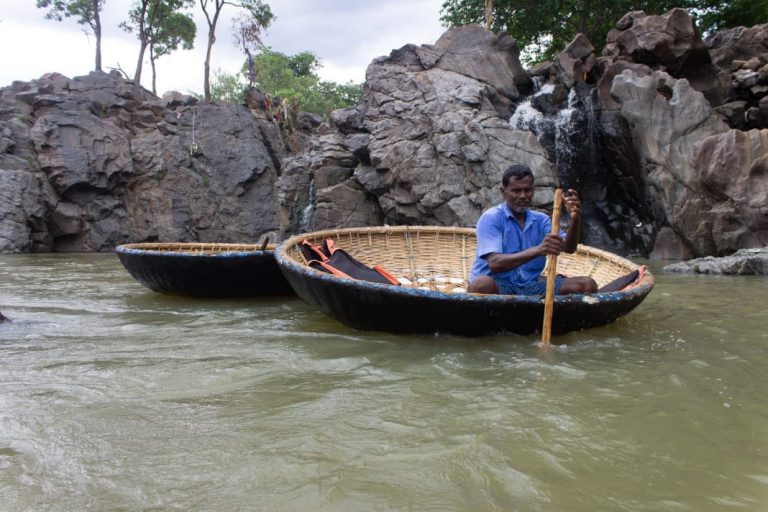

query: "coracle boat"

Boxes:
[275, 226, 654, 336]
[116, 242, 294, 297]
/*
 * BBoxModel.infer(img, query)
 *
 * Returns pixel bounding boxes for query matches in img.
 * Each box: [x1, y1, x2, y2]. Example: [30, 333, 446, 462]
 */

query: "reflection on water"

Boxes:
[0, 254, 767, 511]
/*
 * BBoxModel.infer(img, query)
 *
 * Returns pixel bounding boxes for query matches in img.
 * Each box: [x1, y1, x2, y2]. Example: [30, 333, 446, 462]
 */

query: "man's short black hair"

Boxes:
[502, 164, 534, 187]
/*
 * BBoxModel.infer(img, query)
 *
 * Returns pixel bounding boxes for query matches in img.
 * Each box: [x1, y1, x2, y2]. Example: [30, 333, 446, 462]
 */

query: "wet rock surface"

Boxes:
[664, 247, 768, 274]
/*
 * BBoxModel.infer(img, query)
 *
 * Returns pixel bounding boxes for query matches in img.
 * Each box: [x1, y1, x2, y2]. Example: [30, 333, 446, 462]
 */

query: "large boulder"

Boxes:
[609, 68, 731, 256]
[691, 129, 768, 252]
[0, 71, 288, 251]
[603, 8, 724, 105]
[706, 24, 768, 130]
[277, 24, 555, 236]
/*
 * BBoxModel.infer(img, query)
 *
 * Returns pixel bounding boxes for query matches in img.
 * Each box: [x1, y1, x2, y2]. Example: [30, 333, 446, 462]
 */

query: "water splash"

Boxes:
[510, 85, 598, 191]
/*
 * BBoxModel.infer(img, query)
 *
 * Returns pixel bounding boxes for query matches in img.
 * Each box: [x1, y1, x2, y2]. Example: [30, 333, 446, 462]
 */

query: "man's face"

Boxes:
[501, 175, 534, 214]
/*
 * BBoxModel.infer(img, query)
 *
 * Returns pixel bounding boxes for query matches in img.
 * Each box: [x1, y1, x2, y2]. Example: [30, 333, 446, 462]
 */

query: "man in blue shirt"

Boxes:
[468, 164, 597, 295]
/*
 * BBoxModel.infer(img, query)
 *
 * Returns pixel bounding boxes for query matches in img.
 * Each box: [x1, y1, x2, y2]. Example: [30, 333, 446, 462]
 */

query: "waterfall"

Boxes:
[510, 84, 597, 191]
[510, 83, 622, 248]
[509, 82, 651, 255]
[299, 180, 315, 232]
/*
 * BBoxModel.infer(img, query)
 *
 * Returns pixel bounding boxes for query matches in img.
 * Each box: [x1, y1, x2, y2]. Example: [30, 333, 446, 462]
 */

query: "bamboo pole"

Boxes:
[541, 189, 563, 344]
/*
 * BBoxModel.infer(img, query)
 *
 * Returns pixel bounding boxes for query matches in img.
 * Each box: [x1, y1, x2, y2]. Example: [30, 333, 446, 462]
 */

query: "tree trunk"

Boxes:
[484, 0, 493, 30]
[150, 46, 157, 94]
[202, 0, 223, 102]
[204, 30, 214, 101]
[93, 0, 102, 71]
[134, 42, 147, 85]
[133, 0, 150, 87]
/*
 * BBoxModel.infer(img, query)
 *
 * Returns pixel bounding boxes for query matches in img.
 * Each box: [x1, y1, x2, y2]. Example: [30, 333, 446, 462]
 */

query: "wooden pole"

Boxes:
[541, 189, 563, 345]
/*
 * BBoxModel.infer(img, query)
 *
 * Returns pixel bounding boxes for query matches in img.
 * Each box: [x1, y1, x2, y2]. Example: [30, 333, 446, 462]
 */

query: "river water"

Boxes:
[0, 253, 766, 511]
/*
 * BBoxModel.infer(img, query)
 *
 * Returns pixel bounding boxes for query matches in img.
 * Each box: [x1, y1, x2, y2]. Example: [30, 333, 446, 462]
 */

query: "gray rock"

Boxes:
[706, 23, 768, 129]
[277, 24, 554, 236]
[1, 72, 286, 251]
[664, 247, 768, 274]
[552, 33, 596, 87]
[605, 8, 723, 105]
[0, 168, 56, 252]
[609, 68, 731, 256]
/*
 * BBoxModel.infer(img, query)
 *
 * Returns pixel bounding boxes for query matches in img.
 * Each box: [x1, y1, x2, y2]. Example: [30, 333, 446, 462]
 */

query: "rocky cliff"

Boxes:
[1, 8, 767, 258]
[0, 72, 292, 252]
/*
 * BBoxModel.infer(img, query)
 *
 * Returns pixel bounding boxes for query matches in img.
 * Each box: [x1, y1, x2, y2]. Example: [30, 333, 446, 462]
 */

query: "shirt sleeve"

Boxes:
[475, 210, 504, 259]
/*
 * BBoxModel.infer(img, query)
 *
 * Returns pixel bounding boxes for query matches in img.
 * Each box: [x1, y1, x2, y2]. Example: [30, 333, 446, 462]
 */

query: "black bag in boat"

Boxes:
[300, 239, 399, 286]
[597, 266, 646, 293]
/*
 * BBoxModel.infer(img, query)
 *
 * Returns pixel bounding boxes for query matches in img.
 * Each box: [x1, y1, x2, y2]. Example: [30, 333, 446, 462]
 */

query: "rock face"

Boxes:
[2, 9, 768, 260]
[548, 8, 768, 257]
[707, 24, 768, 130]
[0, 71, 290, 252]
[277, 25, 555, 236]
[280, 9, 768, 257]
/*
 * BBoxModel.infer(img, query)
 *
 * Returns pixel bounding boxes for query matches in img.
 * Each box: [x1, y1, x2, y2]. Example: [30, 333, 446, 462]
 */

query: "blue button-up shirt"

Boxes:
[470, 203, 553, 287]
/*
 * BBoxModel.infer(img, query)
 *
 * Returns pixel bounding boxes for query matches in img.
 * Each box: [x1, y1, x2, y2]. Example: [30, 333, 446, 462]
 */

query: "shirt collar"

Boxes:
[503, 202, 531, 229]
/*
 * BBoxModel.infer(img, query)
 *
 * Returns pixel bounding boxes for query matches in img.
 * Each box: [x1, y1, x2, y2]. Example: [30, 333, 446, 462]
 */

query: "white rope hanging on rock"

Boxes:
[189, 110, 202, 157]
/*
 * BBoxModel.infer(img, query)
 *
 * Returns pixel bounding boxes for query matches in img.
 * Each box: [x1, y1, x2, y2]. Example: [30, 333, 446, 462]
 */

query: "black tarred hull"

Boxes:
[117, 247, 293, 298]
[277, 257, 652, 336]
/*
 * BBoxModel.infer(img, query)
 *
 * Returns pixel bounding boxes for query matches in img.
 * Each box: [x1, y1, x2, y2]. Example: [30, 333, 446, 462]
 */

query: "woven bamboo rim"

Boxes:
[118, 242, 276, 255]
[280, 225, 653, 295]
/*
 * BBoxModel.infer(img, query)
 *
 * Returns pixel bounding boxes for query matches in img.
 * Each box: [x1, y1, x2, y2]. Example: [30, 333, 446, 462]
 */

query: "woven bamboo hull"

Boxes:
[116, 243, 294, 298]
[276, 226, 654, 336]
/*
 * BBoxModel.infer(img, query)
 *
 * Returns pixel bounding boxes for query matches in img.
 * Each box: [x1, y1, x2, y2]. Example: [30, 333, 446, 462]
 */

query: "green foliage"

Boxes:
[210, 48, 363, 119]
[36, 0, 103, 28]
[439, 0, 767, 64]
[120, 0, 196, 89]
[210, 68, 248, 104]
[150, 7, 196, 59]
[695, 0, 768, 35]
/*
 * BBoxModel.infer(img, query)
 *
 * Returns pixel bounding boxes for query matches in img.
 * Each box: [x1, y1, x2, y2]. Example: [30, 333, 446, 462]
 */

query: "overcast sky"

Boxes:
[0, 0, 448, 96]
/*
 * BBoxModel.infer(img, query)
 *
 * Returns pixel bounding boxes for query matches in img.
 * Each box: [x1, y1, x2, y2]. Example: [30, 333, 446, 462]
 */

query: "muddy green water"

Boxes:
[0, 254, 766, 512]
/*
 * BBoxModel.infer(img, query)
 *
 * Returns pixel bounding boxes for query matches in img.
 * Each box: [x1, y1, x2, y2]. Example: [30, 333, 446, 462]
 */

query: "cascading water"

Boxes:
[299, 180, 315, 232]
[509, 81, 648, 253]
[510, 83, 596, 192]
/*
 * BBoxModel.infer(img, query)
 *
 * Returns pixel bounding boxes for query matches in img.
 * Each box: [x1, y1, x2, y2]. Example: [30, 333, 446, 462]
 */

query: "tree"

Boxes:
[147, 9, 196, 94]
[695, 0, 768, 36]
[232, 12, 270, 87]
[210, 67, 246, 103]
[121, 0, 196, 92]
[209, 48, 363, 119]
[36, 0, 105, 71]
[199, 0, 274, 101]
[439, 0, 764, 64]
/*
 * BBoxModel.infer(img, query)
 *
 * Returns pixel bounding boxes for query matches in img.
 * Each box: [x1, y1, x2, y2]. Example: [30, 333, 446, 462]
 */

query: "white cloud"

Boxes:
[0, 0, 447, 95]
